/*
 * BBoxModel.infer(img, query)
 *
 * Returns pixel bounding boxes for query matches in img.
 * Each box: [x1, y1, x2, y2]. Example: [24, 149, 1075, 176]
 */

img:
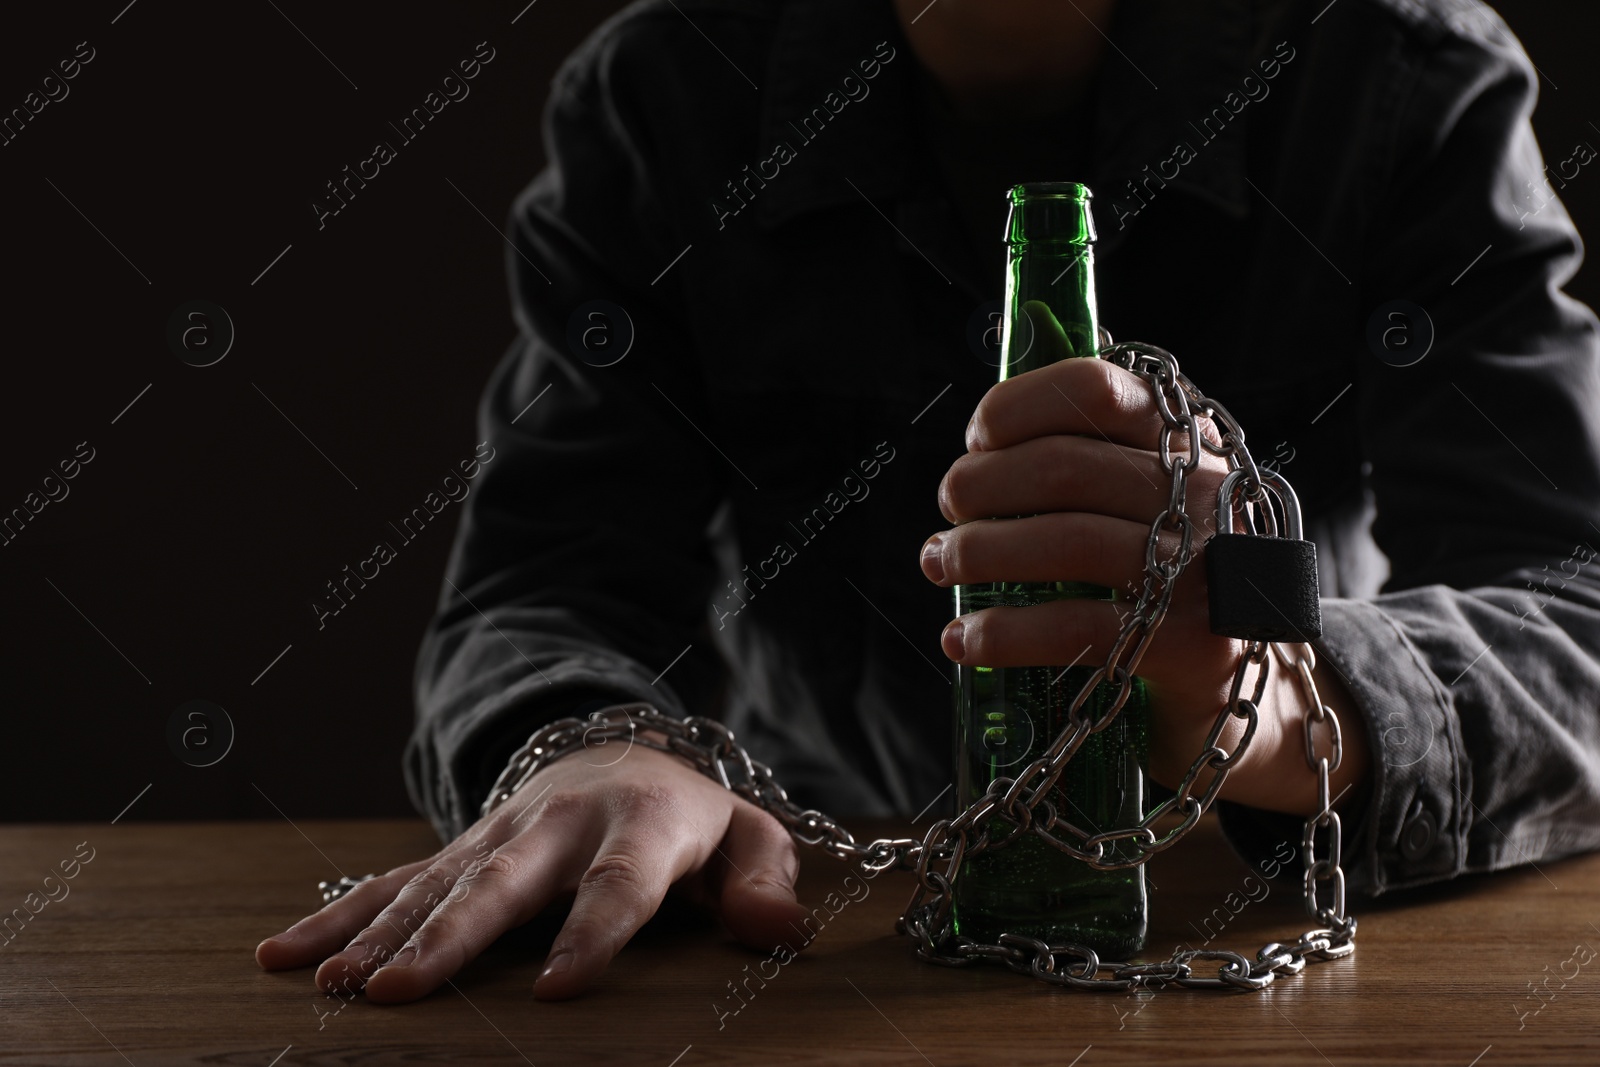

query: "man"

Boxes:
[256, 0, 1600, 1003]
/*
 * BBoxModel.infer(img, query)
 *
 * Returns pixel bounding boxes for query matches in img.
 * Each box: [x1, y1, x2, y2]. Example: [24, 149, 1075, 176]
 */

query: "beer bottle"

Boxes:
[950, 182, 1151, 958]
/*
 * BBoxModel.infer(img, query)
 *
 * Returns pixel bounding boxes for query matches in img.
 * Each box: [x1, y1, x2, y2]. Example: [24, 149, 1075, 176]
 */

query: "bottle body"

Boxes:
[949, 183, 1151, 958]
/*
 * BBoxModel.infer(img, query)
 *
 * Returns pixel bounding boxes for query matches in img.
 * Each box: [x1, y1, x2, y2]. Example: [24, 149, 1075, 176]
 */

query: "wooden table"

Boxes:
[4, 814, 1597, 1065]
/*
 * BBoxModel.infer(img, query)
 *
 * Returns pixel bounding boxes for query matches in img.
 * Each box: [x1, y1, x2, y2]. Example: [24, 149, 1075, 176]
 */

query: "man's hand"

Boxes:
[255, 741, 812, 1002]
[921, 356, 1368, 817]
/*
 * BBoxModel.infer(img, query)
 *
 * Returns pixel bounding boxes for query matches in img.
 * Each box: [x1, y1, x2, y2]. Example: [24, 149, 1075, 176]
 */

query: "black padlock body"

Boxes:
[1205, 533, 1323, 642]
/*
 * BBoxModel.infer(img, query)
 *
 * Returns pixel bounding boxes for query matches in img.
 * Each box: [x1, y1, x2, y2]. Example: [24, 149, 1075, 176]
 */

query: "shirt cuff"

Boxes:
[404, 656, 678, 843]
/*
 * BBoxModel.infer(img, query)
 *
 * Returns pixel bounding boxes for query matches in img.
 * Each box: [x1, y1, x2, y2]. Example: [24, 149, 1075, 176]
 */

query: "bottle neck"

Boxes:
[999, 185, 1100, 381]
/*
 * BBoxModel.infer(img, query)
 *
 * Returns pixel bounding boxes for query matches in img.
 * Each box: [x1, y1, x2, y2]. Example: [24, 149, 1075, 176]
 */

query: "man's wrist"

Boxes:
[1218, 644, 1371, 818]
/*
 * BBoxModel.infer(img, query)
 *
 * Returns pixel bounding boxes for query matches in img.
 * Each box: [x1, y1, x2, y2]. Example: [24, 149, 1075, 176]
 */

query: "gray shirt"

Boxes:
[403, 0, 1600, 900]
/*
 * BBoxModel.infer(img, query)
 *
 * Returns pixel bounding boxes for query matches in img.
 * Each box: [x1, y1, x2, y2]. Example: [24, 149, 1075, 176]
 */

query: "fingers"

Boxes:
[926, 509, 1219, 673]
[939, 434, 1227, 535]
[260, 749, 799, 1005]
[968, 356, 1162, 453]
[312, 797, 598, 1001]
[940, 436, 1180, 526]
[940, 593, 1227, 676]
[308, 847, 498, 997]
[255, 856, 435, 971]
[938, 581, 1235, 689]
[1016, 300, 1081, 363]
[707, 802, 810, 953]
[967, 355, 1225, 456]
[941, 595, 1125, 669]
[361, 829, 586, 1004]
[531, 788, 710, 1001]
[922, 512, 1165, 591]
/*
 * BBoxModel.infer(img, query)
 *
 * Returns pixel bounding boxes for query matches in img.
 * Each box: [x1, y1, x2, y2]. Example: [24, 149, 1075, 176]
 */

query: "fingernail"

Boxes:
[753, 868, 797, 900]
[382, 943, 418, 970]
[965, 416, 980, 450]
[944, 619, 965, 660]
[267, 928, 299, 945]
[539, 950, 575, 982]
[321, 960, 365, 995]
[921, 536, 946, 584]
[331, 945, 383, 978]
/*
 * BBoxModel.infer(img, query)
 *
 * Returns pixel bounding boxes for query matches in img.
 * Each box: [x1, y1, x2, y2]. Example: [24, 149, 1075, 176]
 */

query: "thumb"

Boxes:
[714, 802, 812, 952]
[1020, 299, 1079, 360]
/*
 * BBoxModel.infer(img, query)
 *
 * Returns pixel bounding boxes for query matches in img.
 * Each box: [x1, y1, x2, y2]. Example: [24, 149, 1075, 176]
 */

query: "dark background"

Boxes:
[3, 0, 1597, 824]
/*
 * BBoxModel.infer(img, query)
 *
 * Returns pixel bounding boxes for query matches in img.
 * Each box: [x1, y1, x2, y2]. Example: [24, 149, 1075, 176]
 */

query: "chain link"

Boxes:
[478, 341, 1355, 992]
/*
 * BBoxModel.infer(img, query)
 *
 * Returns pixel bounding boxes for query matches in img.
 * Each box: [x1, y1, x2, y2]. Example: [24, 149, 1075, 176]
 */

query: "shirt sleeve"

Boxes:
[1217, 14, 1600, 896]
[403, 26, 731, 844]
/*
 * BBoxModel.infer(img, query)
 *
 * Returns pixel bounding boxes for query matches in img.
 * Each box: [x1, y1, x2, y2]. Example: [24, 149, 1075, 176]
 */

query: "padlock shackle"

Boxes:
[1214, 466, 1305, 542]
[1259, 467, 1306, 542]
[1215, 468, 1253, 537]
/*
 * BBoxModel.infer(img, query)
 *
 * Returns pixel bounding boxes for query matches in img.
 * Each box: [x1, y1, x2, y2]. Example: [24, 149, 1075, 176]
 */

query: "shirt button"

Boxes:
[1400, 808, 1437, 860]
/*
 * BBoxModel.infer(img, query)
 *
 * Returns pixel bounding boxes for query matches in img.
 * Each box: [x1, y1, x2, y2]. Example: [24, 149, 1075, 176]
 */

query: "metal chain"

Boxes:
[477, 341, 1355, 992]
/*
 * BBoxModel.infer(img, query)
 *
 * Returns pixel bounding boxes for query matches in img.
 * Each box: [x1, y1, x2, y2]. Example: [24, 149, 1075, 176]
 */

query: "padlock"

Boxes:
[1205, 467, 1322, 642]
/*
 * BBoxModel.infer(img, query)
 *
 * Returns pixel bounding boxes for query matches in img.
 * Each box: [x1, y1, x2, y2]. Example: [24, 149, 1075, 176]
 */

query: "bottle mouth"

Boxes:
[1008, 181, 1092, 204]
[1006, 182, 1097, 246]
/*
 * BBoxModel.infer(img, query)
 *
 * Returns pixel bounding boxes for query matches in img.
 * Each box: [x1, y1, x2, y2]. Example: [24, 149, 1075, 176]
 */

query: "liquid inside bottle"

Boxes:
[951, 583, 1150, 958]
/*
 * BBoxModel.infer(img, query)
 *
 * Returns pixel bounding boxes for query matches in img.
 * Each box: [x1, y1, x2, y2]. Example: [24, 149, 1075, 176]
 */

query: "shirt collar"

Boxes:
[752, 0, 1255, 242]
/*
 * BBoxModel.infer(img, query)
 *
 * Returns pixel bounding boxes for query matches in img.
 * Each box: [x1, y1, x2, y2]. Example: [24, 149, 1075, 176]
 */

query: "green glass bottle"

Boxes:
[950, 182, 1151, 959]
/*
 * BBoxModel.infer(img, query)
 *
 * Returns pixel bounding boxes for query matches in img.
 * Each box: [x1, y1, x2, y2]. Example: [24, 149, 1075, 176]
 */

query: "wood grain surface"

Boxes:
[2, 814, 1596, 1065]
